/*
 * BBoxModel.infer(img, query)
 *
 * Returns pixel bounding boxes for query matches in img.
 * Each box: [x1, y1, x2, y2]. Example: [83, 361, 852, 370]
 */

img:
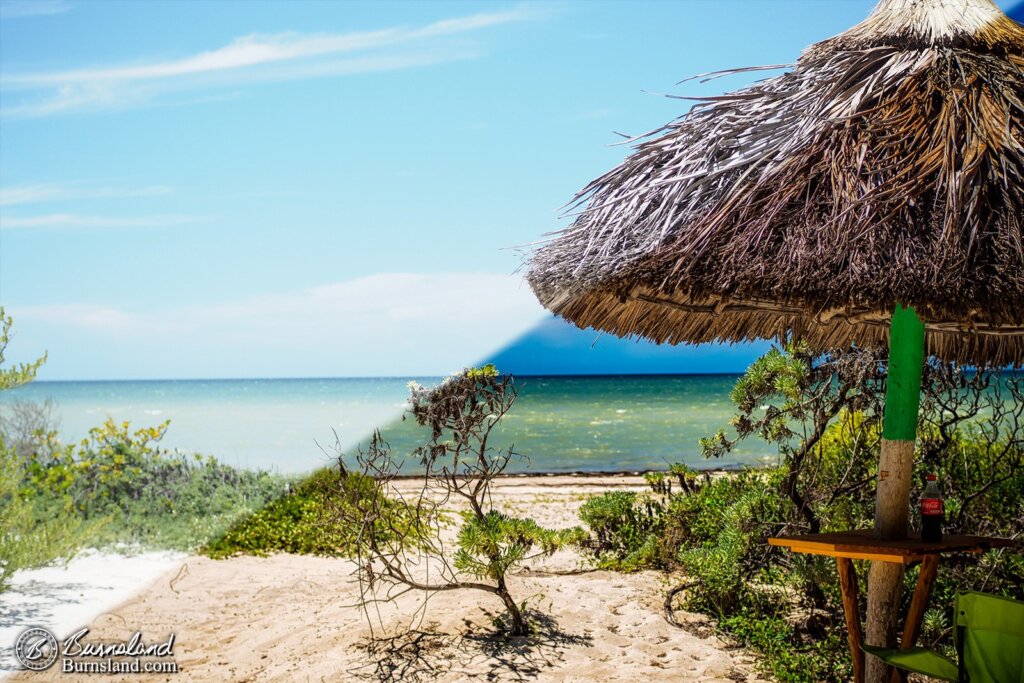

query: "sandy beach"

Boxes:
[0, 551, 187, 678]
[8, 476, 767, 682]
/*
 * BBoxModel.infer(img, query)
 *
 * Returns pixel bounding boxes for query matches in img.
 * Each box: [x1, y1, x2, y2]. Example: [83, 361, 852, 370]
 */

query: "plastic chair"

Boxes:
[862, 591, 1024, 683]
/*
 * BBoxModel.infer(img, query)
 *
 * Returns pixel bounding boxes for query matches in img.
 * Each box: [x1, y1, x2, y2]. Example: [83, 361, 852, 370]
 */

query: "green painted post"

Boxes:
[865, 304, 927, 683]
[874, 302, 926, 539]
[882, 304, 926, 441]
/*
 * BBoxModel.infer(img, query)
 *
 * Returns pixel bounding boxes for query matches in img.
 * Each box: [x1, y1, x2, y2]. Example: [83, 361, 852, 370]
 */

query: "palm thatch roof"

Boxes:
[527, 0, 1024, 367]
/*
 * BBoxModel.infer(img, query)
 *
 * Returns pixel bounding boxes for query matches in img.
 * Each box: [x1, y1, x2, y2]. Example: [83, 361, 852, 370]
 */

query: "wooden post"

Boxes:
[865, 305, 925, 683]
[837, 557, 866, 683]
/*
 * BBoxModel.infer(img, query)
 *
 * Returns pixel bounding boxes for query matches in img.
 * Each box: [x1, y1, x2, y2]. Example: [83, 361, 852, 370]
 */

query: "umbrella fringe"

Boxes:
[526, 0, 1024, 366]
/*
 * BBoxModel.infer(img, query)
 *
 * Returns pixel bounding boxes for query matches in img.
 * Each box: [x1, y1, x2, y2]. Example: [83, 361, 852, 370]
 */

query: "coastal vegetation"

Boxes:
[0, 309, 86, 591]
[331, 365, 584, 637]
[20, 417, 287, 551]
[203, 467, 364, 558]
[4, 304, 1020, 681]
[200, 353, 1021, 676]
[0, 310, 290, 589]
[577, 346, 1024, 682]
[7, 412, 288, 555]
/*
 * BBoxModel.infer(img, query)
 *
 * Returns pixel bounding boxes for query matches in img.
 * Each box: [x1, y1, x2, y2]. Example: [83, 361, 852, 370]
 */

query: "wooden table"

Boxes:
[769, 531, 1014, 683]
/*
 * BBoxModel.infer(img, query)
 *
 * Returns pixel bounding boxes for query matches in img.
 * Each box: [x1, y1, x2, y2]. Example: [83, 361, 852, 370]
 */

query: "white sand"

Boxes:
[0, 550, 186, 677]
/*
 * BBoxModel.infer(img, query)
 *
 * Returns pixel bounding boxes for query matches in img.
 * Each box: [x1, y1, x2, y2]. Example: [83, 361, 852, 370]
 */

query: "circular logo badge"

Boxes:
[14, 627, 59, 671]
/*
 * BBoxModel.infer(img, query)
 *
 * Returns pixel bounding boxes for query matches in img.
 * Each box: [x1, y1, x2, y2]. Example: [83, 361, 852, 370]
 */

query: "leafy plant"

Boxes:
[669, 463, 703, 494]
[674, 481, 775, 615]
[19, 416, 287, 551]
[578, 490, 664, 571]
[0, 308, 88, 591]
[332, 366, 583, 637]
[203, 467, 363, 558]
[578, 345, 1023, 683]
[643, 471, 671, 495]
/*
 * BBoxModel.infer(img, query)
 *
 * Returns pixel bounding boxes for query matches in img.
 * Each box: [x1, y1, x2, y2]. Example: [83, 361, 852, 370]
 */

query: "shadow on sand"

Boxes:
[353, 611, 593, 683]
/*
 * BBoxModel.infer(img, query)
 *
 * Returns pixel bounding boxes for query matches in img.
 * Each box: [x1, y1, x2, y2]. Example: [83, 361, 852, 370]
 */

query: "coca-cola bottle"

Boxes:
[920, 474, 944, 543]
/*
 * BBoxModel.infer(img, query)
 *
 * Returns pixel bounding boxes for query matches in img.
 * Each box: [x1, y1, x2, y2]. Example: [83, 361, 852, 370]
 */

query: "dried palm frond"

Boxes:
[527, 0, 1024, 366]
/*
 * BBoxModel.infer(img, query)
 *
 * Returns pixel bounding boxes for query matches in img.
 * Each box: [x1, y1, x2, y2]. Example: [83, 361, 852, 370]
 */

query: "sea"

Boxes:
[0, 375, 776, 475]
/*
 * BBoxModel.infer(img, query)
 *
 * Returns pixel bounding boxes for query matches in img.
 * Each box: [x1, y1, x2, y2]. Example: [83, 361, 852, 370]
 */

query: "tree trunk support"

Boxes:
[866, 305, 926, 683]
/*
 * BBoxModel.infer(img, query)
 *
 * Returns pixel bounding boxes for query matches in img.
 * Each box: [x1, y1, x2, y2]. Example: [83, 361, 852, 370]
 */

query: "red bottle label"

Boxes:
[921, 498, 943, 516]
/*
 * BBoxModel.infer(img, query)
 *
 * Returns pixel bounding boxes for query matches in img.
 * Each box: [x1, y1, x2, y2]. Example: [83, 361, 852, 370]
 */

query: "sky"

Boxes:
[1, 0, 1021, 380]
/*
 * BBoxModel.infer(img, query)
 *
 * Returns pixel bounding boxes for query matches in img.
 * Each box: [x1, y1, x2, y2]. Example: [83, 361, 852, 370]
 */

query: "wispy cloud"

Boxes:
[0, 213, 209, 230]
[0, 182, 173, 206]
[15, 273, 546, 377]
[0, 6, 539, 117]
[0, 0, 72, 19]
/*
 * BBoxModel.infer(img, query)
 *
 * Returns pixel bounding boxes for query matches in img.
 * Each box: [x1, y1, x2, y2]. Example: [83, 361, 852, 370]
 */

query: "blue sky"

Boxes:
[1, 0, 1020, 380]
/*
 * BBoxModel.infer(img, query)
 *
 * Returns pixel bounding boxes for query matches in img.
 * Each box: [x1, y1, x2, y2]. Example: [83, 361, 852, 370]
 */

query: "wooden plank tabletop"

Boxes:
[768, 530, 1015, 564]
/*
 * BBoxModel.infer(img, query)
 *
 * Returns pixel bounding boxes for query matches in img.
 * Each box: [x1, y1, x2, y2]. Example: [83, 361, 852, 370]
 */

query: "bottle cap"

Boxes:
[926, 474, 937, 481]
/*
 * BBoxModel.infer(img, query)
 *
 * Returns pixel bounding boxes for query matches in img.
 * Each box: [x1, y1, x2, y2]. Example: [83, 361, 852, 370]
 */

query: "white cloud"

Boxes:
[0, 213, 209, 229]
[0, 6, 539, 117]
[15, 273, 546, 377]
[0, 182, 173, 206]
[0, 0, 72, 19]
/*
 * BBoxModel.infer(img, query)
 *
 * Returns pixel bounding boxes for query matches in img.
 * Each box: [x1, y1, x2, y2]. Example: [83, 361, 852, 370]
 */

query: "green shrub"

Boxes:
[669, 463, 702, 494]
[0, 309, 91, 591]
[643, 471, 671, 495]
[579, 347, 1023, 683]
[578, 490, 665, 571]
[202, 467, 355, 558]
[21, 418, 287, 551]
[335, 368, 583, 637]
[0, 435, 90, 591]
[720, 608, 849, 683]
[455, 510, 585, 580]
[675, 481, 774, 615]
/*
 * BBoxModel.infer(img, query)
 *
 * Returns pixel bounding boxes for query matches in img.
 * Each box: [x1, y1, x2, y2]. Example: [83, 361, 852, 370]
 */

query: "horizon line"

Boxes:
[24, 371, 747, 384]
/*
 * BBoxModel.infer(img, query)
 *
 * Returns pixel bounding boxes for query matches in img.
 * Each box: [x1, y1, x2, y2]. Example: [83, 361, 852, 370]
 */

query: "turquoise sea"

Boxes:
[0, 376, 774, 474]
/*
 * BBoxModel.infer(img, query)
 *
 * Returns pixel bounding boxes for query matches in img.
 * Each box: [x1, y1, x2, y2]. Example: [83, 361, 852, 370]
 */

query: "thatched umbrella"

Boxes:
[527, 0, 1023, 680]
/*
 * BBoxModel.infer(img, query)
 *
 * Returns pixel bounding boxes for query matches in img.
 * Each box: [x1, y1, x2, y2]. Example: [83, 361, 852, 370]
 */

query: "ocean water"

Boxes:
[0, 376, 773, 474]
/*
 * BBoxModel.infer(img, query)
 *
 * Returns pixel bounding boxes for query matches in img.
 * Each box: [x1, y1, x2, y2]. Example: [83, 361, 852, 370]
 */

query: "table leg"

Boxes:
[888, 555, 940, 683]
[837, 557, 865, 683]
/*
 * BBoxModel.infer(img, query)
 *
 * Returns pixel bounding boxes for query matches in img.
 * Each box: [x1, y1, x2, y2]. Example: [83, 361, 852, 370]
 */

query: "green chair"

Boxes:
[862, 591, 1024, 683]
